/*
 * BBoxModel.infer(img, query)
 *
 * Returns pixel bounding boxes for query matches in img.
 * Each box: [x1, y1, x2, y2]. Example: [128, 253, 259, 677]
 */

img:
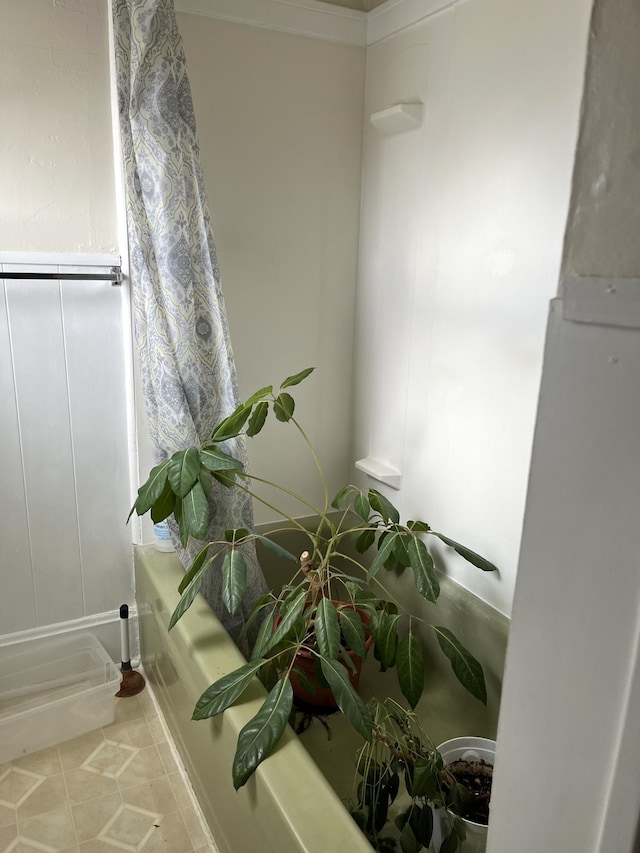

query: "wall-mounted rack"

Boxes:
[370, 102, 423, 136]
[355, 457, 403, 490]
[1, 267, 123, 285]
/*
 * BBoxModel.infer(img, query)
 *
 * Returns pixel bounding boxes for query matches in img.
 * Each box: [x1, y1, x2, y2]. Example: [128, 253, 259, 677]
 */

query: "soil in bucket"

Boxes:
[446, 758, 493, 825]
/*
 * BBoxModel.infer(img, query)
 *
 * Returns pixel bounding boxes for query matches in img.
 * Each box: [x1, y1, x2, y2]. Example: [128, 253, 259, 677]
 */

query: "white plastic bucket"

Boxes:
[431, 736, 495, 853]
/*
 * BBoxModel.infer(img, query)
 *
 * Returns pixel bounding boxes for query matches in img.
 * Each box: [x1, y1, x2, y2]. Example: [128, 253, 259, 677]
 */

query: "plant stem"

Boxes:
[289, 416, 334, 529]
[242, 473, 324, 519]
[233, 478, 312, 536]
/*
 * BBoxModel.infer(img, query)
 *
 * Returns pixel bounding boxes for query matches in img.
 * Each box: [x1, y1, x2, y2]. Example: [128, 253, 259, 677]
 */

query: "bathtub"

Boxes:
[135, 545, 374, 853]
[135, 541, 507, 853]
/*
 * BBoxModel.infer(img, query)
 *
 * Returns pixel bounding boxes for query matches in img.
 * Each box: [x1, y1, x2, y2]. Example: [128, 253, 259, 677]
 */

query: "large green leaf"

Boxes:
[173, 498, 188, 547]
[408, 520, 431, 533]
[280, 580, 308, 608]
[355, 527, 376, 554]
[232, 677, 293, 789]
[315, 599, 340, 659]
[254, 534, 298, 562]
[245, 385, 273, 405]
[354, 491, 371, 521]
[396, 631, 424, 710]
[225, 527, 249, 543]
[168, 555, 214, 630]
[238, 594, 274, 644]
[319, 657, 372, 741]
[440, 834, 461, 853]
[368, 532, 402, 580]
[400, 822, 419, 853]
[273, 392, 295, 422]
[247, 401, 269, 437]
[222, 549, 247, 616]
[213, 467, 240, 488]
[192, 660, 264, 720]
[369, 489, 400, 524]
[434, 626, 487, 704]
[211, 404, 252, 441]
[178, 545, 212, 594]
[167, 448, 200, 498]
[432, 533, 498, 573]
[331, 484, 354, 510]
[150, 479, 175, 524]
[410, 758, 440, 800]
[411, 805, 433, 849]
[440, 818, 466, 853]
[250, 611, 275, 661]
[392, 533, 411, 568]
[270, 589, 306, 647]
[198, 465, 213, 496]
[339, 608, 366, 657]
[199, 445, 244, 473]
[133, 460, 169, 517]
[372, 612, 399, 669]
[280, 366, 314, 389]
[407, 537, 440, 604]
[182, 481, 209, 540]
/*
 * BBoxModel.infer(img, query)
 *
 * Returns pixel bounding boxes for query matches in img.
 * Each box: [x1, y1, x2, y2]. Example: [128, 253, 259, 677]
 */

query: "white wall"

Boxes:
[0, 257, 133, 649]
[177, 13, 366, 524]
[353, 0, 593, 616]
[0, 0, 118, 254]
[489, 1, 640, 849]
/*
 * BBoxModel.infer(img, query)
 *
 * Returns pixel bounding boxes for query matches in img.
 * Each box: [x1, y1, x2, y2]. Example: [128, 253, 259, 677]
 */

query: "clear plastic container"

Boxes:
[0, 632, 121, 763]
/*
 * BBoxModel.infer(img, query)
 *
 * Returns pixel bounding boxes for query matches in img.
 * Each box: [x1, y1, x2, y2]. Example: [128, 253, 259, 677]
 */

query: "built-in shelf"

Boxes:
[370, 103, 423, 136]
[355, 457, 403, 490]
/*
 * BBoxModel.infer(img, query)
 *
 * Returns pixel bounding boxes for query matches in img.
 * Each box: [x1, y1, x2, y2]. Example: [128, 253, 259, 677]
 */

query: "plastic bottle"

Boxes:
[153, 520, 175, 552]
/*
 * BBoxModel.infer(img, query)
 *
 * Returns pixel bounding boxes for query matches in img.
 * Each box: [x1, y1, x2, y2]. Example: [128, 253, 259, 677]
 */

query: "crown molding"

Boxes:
[174, 0, 462, 47]
[366, 0, 459, 45]
[174, 0, 367, 46]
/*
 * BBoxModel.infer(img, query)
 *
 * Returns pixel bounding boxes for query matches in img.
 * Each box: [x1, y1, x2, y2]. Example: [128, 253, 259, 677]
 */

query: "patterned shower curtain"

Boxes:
[112, 0, 267, 649]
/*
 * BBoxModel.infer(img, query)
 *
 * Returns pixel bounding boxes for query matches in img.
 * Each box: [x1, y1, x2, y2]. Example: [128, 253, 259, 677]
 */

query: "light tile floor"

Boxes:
[0, 680, 218, 853]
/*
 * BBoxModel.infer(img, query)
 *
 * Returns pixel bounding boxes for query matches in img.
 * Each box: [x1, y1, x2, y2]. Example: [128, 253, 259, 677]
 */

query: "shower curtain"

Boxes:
[112, 0, 267, 648]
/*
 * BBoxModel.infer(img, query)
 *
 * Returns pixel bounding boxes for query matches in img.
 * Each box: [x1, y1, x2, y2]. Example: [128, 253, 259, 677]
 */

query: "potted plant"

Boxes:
[130, 368, 497, 791]
[351, 698, 494, 853]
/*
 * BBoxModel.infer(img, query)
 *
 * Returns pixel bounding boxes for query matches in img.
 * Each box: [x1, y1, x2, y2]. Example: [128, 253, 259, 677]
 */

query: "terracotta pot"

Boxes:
[286, 602, 373, 711]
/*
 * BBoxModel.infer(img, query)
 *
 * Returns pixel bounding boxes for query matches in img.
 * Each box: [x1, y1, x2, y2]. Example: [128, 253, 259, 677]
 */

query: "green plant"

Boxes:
[351, 698, 492, 853]
[130, 368, 497, 790]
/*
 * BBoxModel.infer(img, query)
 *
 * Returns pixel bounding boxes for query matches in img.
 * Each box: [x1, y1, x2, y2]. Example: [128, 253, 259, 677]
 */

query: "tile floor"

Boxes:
[0, 682, 218, 853]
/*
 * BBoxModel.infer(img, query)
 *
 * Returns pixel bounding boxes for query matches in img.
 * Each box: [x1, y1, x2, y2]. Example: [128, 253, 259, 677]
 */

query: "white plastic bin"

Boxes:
[431, 736, 496, 853]
[0, 632, 121, 764]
